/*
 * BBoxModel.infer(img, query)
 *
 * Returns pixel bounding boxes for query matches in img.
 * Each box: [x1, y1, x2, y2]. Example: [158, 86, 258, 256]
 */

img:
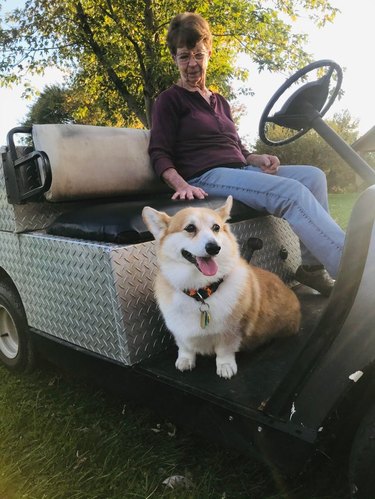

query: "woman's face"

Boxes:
[174, 41, 211, 88]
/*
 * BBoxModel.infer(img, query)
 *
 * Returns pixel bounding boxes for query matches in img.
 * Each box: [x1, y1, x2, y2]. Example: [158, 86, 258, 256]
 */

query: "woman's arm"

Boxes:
[149, 90, 208, 200]
[219, 96, 280, 175]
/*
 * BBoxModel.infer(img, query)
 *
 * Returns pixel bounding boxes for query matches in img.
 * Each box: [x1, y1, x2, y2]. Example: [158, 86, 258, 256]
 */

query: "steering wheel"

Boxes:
[259, 60, 343, 146]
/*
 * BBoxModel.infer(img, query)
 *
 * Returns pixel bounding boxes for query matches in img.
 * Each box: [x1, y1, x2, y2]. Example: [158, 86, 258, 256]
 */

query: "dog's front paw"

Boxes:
[175, 356, 196, 372]
[216, 360, 237, 379]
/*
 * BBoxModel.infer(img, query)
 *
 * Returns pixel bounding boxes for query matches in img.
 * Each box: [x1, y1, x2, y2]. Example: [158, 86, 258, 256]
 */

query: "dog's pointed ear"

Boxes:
[142, 206, 170, 239]
[216, 195, 233, 221]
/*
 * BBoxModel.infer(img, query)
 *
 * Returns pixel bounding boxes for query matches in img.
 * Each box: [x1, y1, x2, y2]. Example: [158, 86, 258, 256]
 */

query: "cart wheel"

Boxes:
[0, 279, 35, 372]
[349, 402, 375, 498]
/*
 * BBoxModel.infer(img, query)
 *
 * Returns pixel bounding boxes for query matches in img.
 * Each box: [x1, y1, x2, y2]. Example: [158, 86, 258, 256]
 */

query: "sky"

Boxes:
[0, 0, 373, 147]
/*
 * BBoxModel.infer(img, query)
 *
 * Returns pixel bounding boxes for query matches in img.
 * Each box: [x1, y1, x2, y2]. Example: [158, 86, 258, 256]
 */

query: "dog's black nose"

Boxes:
[205, 241, 221, 256]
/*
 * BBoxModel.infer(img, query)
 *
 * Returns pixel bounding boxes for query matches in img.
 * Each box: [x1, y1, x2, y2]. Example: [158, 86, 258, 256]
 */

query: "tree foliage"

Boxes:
[252, 110, 362, 192]
[23, 84, 74, 125]
[0, 0, 338, 128]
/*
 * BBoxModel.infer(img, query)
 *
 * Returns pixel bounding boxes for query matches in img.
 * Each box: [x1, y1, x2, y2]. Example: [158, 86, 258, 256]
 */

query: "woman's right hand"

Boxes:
[161, 168, 208, 200]
[172, 185, 208, 200]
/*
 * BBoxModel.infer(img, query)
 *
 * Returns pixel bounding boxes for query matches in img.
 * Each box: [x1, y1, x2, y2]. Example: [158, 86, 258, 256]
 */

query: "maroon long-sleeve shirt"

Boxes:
[149, 84, 251, 180]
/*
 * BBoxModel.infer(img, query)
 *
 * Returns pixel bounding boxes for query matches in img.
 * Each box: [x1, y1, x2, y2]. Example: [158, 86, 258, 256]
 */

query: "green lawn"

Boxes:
[328, 192, 359, 230]
[0, 365, 350, 499]
[0, 194, 357, 499]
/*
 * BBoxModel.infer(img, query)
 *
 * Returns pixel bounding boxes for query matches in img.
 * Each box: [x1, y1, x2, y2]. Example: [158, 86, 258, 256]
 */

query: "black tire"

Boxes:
[0, 279, 35, 372]
[349, 402, 375, 498]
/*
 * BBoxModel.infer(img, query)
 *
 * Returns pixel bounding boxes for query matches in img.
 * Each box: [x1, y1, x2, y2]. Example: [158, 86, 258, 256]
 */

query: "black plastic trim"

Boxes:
[4, 126, 52, 204]
[266, 186, 375, 418]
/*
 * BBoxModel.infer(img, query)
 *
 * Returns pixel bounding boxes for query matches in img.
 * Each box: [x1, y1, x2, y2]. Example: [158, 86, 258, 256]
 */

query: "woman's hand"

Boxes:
[246, 153, 280, 175]
[162, 167, 208, 200]
[172, 185, 208, 200]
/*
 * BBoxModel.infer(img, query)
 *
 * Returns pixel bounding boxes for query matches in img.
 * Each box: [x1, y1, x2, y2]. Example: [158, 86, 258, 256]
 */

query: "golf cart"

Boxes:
[0, 60, 374, 498]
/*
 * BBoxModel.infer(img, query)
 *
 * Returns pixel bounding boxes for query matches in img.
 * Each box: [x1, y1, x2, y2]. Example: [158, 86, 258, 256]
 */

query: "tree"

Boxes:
[22, 79, 136, 128]
[0, 0, 338, 128]
[251, 110, 362, 192]
[23, 84, 74, 125]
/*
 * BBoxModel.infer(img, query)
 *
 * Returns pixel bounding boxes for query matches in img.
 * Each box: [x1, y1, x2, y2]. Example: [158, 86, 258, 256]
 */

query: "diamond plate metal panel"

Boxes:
[18, 234, 126, 362]
[13, 203, 66, 233]
[0, 156, 15, 232]
[231, 216, 301, 283]
[0, 231, 22, 276]
[110, 241, 172, 365]
[0, 230, 171, 364]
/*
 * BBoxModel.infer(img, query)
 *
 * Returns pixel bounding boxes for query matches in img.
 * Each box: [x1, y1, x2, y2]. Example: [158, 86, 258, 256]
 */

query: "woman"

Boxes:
[148, 12, 345, 295]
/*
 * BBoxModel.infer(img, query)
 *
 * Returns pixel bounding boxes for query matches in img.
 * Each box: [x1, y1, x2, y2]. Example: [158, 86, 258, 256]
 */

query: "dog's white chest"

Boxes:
[166, 296, 222, 334]
[157, 268, 247, 352]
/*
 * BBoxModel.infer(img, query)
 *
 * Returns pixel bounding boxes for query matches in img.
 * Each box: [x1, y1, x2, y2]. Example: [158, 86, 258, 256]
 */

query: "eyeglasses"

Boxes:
[175, 51, 208, 64]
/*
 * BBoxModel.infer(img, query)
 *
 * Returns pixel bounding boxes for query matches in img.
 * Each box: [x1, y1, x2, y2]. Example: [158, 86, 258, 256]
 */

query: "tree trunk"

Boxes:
[75, 2, 148, 127]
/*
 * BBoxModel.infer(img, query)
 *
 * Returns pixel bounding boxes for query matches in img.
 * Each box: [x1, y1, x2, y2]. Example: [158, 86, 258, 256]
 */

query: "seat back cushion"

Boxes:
[32, 124, 168, 202]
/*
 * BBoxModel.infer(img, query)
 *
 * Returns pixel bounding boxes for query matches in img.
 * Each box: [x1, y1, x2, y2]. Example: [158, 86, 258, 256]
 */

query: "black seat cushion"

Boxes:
[46, 194, 264, 244]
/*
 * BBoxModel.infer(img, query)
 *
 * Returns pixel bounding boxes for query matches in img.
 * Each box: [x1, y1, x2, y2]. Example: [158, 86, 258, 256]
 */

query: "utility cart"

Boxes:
[1, 60, 374, 498]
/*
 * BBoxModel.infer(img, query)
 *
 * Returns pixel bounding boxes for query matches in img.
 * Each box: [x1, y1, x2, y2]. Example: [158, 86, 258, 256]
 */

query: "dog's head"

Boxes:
[142, 196, 239, 284]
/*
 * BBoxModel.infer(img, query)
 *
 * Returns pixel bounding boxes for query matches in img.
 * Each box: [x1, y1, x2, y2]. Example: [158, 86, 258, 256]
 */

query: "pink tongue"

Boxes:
[196, 257, 218, 276]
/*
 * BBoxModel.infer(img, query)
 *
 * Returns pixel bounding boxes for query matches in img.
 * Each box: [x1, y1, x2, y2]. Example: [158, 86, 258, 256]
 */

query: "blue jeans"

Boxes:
[189, 165, 345, 278]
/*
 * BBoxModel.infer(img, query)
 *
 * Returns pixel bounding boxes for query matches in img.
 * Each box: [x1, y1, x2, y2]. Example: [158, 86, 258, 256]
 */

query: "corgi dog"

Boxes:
[142, 196, 301, 379]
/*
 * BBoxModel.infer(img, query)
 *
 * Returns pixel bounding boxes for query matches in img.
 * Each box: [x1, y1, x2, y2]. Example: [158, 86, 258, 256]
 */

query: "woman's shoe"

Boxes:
[295, 265, 335, 296]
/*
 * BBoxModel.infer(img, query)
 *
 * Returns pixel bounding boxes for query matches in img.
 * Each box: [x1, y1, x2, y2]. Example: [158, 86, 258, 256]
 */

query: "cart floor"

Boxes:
[137, 286, 327, 414]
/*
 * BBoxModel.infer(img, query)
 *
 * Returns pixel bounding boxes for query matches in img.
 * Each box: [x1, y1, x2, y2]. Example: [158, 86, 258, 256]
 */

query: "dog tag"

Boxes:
[199, 303, 211, 329]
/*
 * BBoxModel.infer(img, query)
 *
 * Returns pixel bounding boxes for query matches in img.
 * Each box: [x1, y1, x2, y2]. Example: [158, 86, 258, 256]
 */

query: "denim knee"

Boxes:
[306, 166, 328, 192]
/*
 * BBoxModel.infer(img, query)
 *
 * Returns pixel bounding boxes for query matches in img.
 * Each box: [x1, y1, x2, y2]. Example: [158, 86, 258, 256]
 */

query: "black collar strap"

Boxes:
[183, 278, 224, 303]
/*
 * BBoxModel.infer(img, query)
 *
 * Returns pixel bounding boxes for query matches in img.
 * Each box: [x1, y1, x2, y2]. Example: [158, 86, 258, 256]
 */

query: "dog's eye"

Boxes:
[184, 224, 196, 233]
[212, 224, 220, 232]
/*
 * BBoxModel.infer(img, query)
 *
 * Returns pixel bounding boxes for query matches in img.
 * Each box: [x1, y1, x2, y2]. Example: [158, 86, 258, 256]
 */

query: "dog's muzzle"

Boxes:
[181, 244, 220, 276]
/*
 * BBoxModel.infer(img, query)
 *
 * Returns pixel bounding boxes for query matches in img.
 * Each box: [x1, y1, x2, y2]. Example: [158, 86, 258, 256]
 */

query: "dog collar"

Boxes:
[183, 278, 224, 303]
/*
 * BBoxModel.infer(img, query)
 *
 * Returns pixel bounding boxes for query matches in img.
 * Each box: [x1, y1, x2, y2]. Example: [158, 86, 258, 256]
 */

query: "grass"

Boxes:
[0, 365, 350, 499]
[328, 192, 360, 230]
[0, 194, 357, 499]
